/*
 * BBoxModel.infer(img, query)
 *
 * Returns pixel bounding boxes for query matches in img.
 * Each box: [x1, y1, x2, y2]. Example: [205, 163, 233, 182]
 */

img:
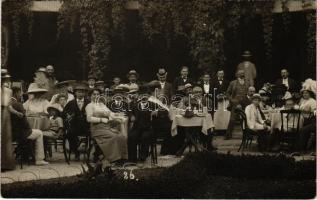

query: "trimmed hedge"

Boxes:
[2, 152, 316, 198]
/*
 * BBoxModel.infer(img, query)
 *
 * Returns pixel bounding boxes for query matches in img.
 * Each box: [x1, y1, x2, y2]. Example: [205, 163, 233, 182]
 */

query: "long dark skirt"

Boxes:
[91, 123, 128, 166]
[1, 106, 15, 170]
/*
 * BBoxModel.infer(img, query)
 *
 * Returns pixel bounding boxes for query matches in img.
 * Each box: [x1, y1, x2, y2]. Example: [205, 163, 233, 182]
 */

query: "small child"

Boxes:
[43, 103, 64, 139]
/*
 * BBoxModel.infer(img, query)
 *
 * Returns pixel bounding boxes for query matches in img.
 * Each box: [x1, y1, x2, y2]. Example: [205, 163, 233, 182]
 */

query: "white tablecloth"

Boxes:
[170, 114, 214, 136]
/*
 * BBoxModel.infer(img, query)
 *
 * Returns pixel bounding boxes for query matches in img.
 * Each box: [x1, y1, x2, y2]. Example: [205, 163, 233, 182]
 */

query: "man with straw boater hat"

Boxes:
[63, 81, 90, 161]
[237, 50, 257, 87]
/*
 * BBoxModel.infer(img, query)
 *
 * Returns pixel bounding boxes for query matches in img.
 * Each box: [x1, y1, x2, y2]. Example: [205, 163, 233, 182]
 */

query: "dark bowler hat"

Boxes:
[242, 50, 252, 57]
[126, 70, 139, 79]
[73, 82, 88, 91]
[156, 68, 167, 78]
[88, 74, 97, 80]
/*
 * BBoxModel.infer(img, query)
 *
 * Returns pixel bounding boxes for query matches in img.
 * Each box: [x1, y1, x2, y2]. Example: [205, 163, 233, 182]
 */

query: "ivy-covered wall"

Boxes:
[2, 0, 316, 87]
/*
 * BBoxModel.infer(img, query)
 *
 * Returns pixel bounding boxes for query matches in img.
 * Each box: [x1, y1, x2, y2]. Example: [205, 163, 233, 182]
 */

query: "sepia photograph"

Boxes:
[1, 0, 316, 199]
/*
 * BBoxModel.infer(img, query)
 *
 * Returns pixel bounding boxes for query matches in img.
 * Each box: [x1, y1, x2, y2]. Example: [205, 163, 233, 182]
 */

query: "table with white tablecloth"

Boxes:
[169, 107, 214, 136]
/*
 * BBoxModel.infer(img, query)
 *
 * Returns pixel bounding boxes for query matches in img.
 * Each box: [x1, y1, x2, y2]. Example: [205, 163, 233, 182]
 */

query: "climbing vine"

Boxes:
[3, 0, 315, 78]
[139, 0, 274, 73]
[57, 0, 127, 79]
[2, 0, 33, 46]
[306, 10, 316, 64]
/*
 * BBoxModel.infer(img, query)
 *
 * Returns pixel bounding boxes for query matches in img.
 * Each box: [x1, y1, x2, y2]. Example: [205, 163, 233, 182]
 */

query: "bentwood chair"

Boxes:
[279, 109, 302, 150]
[235, 108, 258, 152]
[13, 138, 35, 169]
[43, 129, 71, 164]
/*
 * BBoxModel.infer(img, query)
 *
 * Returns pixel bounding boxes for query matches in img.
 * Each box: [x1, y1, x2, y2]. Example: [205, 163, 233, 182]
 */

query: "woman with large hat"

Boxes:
[299, 79, 317, 118]
[23, 83, 50, 116]
[1, 69, 15, 171]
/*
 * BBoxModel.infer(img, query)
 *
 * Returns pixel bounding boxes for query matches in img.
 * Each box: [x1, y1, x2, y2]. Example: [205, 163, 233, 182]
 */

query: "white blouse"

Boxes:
[23, 98, 50, 115]
[299, 98, 317, 113]
[85, 102, 113, 123]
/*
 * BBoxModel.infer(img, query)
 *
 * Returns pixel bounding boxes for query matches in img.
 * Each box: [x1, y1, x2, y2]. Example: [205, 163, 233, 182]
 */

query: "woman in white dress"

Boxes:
[85, 89, 128, 171]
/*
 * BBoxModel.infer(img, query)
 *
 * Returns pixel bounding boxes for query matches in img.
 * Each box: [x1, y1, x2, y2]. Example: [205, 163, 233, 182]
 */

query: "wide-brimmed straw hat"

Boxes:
[55, 80, 76, 89]
[36, 67, 48, 73]
[251, 94, 262, 100]
[126, 70, 139, 79]
[27, 83, 48, 93]
[184, 83, 193, 90]
[1, 69, 11, 79]
[242, 50, 252, 57]
[47, 103, 63, 113]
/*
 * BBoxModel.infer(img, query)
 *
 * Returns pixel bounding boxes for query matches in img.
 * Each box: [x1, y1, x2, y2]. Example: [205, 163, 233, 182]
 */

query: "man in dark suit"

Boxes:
[107, 87, 129, 114]
[128, 87, 155, 162]
[150, 68, 173, 155]
[200, 72, 213, 96]
[211, 70, 229, 110]
[212, 70, 229, 95]
[173, 66, 193, 96]
[63, 83, 90, 160]
[275, 69, 297, 93]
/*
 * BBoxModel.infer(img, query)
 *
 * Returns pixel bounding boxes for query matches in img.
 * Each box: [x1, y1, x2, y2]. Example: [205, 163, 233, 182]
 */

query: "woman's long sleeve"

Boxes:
[86, 103, 101, 123]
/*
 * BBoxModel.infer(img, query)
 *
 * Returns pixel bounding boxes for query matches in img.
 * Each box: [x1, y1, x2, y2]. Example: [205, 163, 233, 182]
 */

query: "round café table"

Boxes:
[169, 107, 215, 155]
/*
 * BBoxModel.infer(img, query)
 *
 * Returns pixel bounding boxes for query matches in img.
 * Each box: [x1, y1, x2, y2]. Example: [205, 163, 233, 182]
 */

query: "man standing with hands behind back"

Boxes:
[225, 70, 251, 139]
[237, 51, 256, 87]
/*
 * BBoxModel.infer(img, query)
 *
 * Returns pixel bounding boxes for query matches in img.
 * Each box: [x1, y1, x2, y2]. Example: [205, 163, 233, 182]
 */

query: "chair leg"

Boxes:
[248, 138, 253, 149]
[238, 135, 246, 152]
[154, 144, 158, 164]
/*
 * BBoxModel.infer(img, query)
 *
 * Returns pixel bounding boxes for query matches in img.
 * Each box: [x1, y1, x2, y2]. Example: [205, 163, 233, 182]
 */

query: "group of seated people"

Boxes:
[1, 64, 316, 172]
